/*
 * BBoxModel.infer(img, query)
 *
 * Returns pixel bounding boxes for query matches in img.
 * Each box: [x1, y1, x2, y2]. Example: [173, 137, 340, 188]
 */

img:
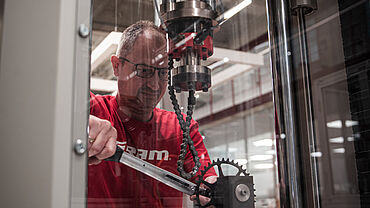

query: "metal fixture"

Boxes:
[74, 139, 87, 155]
[156, 0, 254, 180]
[152, 2, 257, 207]
[157, 0, 220, 179]
[291, 1, 320, 207]
[291, 0, 317, 15]
[160, 0, 218, 92]
[266, 0, 303, 207]
[235, 184, 251, 202]
[194, 158, 255, 208]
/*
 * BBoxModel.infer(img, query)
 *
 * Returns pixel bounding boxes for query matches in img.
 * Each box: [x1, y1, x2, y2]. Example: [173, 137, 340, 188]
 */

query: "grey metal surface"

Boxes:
[266, 0, 303, 207]
[173, 65, 211, 75]
[0, 0, 4, 67]
[0, 0, 90, 207]
[180, 49, 201, 66]
[117, 149, 198, 196]
[70, 0, 92, 207]
[160, 0, 217, 21]
[173, 65, 211, 91]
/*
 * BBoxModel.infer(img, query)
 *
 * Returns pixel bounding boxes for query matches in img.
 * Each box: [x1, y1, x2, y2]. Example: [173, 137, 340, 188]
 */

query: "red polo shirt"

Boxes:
[87, 93, 216, 208]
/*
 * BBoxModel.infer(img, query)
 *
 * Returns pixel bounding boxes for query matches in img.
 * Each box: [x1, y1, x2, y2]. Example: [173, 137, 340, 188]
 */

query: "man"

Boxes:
[87, 20, 216, 208]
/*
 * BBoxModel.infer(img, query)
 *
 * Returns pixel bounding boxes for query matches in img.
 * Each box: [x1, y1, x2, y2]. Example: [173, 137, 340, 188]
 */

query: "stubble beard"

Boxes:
[116, 91, 159, 121]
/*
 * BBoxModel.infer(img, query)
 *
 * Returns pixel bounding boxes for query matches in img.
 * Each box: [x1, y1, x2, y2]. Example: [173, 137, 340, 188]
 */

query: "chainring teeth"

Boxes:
[194, 158, 252, 208]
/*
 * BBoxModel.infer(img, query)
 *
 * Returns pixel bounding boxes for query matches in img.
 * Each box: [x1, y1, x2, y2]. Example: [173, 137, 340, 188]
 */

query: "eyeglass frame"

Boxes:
[118, 57, 169, 81]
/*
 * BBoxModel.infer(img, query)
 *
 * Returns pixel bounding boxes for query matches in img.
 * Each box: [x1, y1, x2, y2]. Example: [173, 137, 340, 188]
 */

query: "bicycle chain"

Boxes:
[168, 55, 201, 179]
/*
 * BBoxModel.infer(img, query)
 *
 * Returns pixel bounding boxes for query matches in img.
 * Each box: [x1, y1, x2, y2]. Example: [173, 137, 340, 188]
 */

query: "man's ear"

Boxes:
[111, 55, 121, 77]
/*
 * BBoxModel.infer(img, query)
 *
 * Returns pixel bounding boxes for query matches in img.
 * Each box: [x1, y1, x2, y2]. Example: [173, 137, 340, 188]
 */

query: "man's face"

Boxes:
[112, 30, 168, 118]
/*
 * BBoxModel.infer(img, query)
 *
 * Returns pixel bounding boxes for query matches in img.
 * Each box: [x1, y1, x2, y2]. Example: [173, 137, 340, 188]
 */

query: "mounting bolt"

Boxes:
[74, 139, 87, 155]
[175, 87, 182, 93]
[78, 24, 90, 38]
[202, 83, 209, 92]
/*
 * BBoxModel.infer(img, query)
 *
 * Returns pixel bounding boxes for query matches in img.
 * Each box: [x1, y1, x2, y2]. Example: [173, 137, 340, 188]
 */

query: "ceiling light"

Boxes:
[329, 137, 344, 143]
[228, 147, 238, 152]
[253, 139, 273, 147]
[345, 120, 358, 127]
[333, 148, 345, 153]
[326, 120, 342, 128]
[265, 150, 276, 155]
[254, 163, 273, 169]
[249, 155, 273, 161]
[217, 0, 253, 23]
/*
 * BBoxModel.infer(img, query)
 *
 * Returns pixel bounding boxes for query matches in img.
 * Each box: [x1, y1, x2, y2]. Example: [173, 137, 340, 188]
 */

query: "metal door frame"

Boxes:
[0, 0, 91, 207]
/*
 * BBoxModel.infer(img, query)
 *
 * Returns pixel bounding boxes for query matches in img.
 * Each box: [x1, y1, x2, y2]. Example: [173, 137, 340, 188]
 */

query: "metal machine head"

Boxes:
[159, 0, 219, 92]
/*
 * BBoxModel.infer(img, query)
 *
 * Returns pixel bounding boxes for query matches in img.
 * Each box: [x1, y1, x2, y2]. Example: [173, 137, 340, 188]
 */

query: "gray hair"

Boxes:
[116, 20, 165, 58]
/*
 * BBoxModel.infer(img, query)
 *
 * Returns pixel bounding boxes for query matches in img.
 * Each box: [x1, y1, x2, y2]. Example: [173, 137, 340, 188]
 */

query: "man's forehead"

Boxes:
[130, 32, 167, 59]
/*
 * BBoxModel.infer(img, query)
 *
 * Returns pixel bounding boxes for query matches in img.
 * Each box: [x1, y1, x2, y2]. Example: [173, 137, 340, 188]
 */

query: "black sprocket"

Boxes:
[194, 158, 255, 208]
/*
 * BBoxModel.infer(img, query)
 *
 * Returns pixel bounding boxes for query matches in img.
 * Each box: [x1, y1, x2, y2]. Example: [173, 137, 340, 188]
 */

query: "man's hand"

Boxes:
[88, 115, 117, 165]
[190, 176, 218, 208]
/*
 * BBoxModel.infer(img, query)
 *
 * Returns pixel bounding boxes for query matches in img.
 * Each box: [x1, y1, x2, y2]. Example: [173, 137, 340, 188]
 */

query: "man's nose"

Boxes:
[146, 72, 161, 90]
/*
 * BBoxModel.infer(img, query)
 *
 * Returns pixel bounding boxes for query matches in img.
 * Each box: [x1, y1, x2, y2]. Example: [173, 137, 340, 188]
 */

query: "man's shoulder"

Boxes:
[154, 108, 176, 117]
[90, 93, 116, 107]
[90, 93, 117, 118]
[153, 108, 179, 125]
[90, 93, 115, 103]
[154, 108, 189, 121]
[153, 108, 198, 127]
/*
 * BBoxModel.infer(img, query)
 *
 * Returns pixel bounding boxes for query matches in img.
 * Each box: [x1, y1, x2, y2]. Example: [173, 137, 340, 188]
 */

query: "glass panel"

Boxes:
[322, 81, 357, 194]
[88, 0, 278, 207]
[279, 0, 369, 207]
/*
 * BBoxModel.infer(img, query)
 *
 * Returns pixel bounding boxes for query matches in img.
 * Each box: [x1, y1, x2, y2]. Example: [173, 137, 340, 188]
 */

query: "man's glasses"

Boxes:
[119, 57, 168, 81]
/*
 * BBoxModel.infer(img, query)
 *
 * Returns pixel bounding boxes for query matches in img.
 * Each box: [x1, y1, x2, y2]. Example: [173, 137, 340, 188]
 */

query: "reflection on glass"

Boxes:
[200, 107, 278, 207]
[322, 81, 358, 195]
[89, 0, 278, 207]
[283, 0, 367, 206]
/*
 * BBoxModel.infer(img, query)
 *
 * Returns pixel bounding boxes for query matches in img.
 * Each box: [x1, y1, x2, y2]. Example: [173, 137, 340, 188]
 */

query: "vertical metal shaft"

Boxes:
[266, 0, 303, 207]
[296, 7, 320, 208]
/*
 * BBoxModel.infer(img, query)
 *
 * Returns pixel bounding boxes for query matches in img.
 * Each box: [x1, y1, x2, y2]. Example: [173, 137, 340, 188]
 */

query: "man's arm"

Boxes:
[88, 115, 117, 165]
